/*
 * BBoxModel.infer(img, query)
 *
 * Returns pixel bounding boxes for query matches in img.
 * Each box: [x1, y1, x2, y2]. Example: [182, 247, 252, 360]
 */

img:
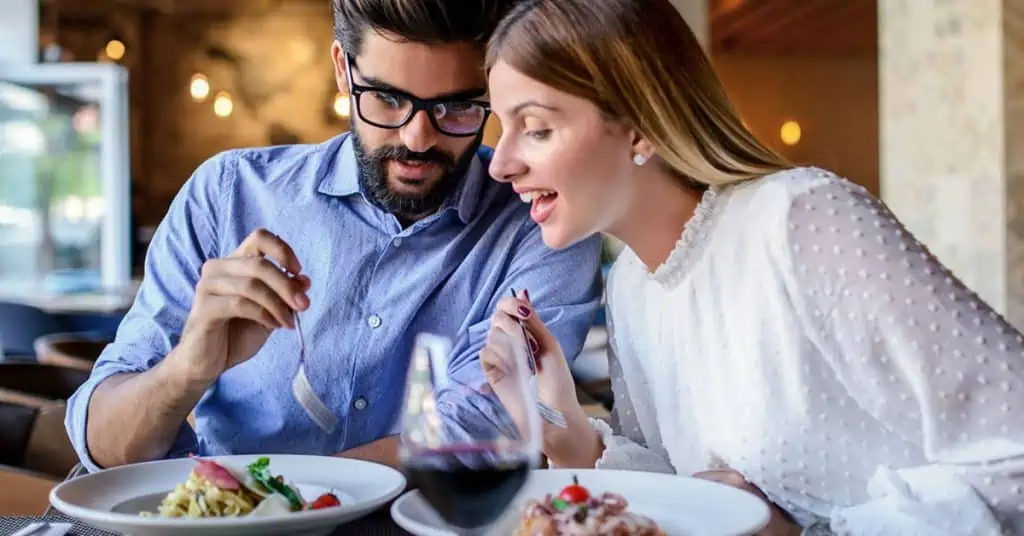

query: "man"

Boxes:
[65, 0, 602, 471]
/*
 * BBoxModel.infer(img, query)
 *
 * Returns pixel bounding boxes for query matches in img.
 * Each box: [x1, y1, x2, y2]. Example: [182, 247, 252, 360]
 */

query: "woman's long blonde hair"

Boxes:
[486, 0, 790, 187]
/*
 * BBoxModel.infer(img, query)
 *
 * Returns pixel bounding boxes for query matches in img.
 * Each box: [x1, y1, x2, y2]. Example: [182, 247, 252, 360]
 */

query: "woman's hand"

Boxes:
[693, 470, 802, 536]
[480, 290, 602, 466]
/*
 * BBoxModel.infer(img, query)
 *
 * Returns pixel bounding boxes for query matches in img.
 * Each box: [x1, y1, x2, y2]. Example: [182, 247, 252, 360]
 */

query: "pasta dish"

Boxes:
[516, 476, 665, 535]
[142, 456, 340, 518]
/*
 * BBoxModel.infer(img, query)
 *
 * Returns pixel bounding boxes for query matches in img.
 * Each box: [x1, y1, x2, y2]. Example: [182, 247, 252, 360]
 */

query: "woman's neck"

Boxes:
[607, 167, 706, 272]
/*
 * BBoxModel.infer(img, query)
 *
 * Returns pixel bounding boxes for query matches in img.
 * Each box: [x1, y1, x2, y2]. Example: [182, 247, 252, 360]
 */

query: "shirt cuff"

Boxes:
[829, 465, 1002, 536]
[64, 365, 198, 473]
[587, 417, 675, 473]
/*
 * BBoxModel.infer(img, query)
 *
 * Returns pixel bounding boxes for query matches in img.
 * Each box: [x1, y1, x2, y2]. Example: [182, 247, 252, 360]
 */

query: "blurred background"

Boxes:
[1, 0, 1020, 514]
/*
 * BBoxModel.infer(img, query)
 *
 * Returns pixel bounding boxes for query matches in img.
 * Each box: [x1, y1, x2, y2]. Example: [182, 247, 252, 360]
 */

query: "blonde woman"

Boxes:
[478, 0, 1024, 534]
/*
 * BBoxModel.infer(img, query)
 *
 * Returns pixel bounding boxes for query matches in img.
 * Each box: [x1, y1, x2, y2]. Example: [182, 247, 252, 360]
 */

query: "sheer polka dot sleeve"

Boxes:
[589, 305, 675, 474]
[786, 179, 1024, 535]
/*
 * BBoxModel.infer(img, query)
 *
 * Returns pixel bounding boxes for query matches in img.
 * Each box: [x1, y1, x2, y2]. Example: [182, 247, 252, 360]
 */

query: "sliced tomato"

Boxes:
[310, 493, 341, 509]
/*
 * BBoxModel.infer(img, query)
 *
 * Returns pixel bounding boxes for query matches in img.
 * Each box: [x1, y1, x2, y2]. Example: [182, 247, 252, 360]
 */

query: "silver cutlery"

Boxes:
[510, 288, 568, 428]
[292, 311, 338, 433]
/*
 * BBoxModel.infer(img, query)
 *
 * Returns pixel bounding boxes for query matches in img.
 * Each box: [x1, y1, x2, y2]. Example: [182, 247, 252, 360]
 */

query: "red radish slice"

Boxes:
[192, 458, 241, 490]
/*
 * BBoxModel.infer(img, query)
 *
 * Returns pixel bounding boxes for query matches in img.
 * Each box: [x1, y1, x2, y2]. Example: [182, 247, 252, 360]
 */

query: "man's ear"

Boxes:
[331, 41, 349, 96]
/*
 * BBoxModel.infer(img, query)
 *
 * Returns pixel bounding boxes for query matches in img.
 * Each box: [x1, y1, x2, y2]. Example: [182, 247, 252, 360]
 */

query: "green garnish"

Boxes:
[247, 457, 303, 511]
[551, 498, 570, 511]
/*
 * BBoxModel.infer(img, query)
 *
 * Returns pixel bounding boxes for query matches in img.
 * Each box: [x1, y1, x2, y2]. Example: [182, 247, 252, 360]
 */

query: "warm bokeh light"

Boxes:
[780, 120, 802, 146]
[190, 73, 211, 102]
[213, 91, 233, 118]
[333, 93, 350, 118]
[105, 39, 126, 61]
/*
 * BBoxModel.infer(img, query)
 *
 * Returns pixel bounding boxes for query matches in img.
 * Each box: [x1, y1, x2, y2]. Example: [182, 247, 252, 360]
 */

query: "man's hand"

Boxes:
[174, 228, 311, 386]
[693, 470, 802, 536]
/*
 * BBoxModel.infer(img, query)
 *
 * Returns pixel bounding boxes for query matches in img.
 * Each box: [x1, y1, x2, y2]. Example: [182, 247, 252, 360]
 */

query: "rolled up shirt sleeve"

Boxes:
[64, 152, 232, 472]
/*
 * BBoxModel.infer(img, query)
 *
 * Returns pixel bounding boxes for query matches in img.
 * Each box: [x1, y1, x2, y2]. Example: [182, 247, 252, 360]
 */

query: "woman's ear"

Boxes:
[630, 132, 655, 167]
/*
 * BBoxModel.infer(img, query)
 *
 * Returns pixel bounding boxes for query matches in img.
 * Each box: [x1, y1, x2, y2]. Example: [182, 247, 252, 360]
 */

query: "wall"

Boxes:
[0, 0, 38, 64]
[713, 53, 880, 194]
[140, 3, 345, 217]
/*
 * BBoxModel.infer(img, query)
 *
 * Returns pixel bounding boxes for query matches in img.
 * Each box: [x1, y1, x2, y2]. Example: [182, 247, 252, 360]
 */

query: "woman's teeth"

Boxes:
[519, 190, 557, 203]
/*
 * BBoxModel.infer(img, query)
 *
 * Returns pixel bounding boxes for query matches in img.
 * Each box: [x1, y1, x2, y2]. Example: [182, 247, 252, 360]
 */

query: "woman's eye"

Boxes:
[525, 129, 551, 140]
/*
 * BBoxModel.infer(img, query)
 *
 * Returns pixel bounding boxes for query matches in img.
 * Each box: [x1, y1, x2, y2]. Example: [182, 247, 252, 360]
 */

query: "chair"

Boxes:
[0, 302, 64, 361]
[34, 333, 110, 372]
[0, 363, 89, 479]
[0, 362, 91, 403]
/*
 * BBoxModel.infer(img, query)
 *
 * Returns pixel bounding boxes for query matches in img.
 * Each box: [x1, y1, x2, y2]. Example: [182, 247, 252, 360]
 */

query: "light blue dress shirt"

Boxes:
[65, 133, 603, 471]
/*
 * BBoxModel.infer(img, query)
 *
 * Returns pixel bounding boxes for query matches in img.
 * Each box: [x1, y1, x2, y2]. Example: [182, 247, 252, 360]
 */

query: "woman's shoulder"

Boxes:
[722, 166, 868, 206]
[716, 166, 875, 231]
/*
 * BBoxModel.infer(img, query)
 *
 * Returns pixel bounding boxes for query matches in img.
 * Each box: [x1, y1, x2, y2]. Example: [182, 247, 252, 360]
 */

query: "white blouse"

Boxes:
[593, 167, 1024, 535]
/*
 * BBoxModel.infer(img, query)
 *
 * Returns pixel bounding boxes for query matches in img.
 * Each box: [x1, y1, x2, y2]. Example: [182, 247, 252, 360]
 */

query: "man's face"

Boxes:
[331, 34, 488, 220]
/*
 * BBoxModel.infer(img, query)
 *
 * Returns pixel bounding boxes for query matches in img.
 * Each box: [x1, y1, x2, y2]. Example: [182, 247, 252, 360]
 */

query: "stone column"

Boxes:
[879, 0, 1024, 325]
[670, 0, 709, 49]
[0, 0, 38, 64]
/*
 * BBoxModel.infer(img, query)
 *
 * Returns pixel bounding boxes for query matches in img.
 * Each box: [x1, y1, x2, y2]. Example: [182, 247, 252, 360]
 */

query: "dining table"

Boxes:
[0, 509, 414, 535]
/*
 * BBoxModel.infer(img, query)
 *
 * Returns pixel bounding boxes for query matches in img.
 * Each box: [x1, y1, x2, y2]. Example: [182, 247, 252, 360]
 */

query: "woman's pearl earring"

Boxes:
[632, 153, 648, 167]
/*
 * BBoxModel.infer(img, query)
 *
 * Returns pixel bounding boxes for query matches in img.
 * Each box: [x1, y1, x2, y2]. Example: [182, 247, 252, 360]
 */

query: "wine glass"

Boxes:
[398, 331, 542, 535]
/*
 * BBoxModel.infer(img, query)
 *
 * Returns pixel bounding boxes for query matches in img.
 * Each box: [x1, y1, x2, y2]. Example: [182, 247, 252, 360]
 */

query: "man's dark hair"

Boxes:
[332, 0, 516, 56]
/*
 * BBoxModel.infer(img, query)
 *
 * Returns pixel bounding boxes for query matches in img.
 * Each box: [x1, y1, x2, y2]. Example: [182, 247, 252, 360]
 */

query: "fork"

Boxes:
[510, 288, 568, 428]
[292, 311, 339, 433]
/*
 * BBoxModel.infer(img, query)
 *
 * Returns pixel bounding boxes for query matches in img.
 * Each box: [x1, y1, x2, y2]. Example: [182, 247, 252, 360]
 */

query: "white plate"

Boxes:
[50, 454, 406, 536]
[391, 468, 770, 536]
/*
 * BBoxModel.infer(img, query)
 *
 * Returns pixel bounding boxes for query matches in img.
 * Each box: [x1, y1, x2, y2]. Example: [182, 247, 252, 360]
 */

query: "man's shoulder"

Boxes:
[191, 134, 347, 187]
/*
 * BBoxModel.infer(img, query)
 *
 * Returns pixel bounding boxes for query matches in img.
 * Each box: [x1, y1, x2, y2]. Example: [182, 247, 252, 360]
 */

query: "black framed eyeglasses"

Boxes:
[344, 54, 490, 137]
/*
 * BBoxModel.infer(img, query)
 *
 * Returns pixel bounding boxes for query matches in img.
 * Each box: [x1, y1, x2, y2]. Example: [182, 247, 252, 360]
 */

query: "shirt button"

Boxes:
[393, 237, 402, 248]
[353, 397, 368, 410]
[367, 315, 382, 328]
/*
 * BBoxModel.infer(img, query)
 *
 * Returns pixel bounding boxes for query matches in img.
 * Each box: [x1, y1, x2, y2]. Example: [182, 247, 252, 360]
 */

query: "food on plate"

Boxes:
[141, 456, 340, 518]
[515, 476, 666, 535]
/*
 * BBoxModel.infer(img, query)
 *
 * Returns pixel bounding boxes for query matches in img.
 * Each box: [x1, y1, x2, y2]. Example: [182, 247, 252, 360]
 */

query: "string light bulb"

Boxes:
[213, 91, 233, 118]
[780, 120, 802, 146]
[190, 73, 211, 102]
[105, 39, 126, 61]
[333, 93, 351, 118]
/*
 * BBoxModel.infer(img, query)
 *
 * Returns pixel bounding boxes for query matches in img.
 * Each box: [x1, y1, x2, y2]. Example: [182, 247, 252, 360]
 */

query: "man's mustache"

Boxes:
[371, 145, 454, 167]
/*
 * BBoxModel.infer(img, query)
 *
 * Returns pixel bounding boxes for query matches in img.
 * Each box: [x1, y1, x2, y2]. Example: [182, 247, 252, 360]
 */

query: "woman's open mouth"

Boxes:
[519, 190, 558, 224]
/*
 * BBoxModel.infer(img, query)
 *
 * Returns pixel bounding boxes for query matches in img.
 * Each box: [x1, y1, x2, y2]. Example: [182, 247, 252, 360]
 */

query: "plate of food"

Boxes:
[390, 469, 770, 535]
[49, 454, 406, 535]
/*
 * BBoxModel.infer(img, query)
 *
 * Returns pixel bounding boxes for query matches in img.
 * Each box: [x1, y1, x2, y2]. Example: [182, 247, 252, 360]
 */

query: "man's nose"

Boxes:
[400, 110, 439, 153]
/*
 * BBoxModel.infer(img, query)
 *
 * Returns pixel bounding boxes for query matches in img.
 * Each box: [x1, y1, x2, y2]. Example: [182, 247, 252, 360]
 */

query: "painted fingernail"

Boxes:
[518, 305, 531, 317]
[523, 288, 531, 302]
[529, 337, 539, 353]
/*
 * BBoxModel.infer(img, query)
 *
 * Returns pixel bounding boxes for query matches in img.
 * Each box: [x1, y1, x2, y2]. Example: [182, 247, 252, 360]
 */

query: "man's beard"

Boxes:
[352, 129, 481, 218]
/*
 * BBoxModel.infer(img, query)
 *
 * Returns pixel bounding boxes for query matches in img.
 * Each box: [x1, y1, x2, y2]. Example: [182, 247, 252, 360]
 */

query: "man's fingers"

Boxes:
[234, 228, 302, 275]
[221, 257, 308, 311]
[204, 275, 294, 329]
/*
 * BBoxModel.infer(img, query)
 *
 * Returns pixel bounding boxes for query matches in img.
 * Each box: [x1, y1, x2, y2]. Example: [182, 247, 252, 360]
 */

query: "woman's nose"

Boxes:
[489, 139, 527, 183]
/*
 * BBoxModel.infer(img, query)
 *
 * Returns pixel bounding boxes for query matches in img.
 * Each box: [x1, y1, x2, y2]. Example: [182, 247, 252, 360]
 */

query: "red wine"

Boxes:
[405, 446, 532, 530]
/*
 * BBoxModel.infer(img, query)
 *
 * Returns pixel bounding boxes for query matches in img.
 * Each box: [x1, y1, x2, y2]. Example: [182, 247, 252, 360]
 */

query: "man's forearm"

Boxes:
[335, 435, 401, 468]
[85, 350, 208, 469]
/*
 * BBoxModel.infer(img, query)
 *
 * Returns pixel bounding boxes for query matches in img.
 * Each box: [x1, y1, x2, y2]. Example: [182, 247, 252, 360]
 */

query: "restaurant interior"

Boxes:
[3, 0, 1015, 527]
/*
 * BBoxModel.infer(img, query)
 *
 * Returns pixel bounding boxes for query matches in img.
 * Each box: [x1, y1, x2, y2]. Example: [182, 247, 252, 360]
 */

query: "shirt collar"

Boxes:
[316, 133, 491, 225]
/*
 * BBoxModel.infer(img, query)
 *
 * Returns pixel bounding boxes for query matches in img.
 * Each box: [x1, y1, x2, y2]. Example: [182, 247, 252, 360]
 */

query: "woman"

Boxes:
[478, 0, 1024, 534]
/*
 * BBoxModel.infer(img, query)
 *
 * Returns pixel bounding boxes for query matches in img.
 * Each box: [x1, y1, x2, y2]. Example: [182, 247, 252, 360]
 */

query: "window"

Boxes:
[0, 63, 130, 295]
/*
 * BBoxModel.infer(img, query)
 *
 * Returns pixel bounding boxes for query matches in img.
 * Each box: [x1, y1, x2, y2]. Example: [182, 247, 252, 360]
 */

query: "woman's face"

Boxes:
[488, 61, 642, 249]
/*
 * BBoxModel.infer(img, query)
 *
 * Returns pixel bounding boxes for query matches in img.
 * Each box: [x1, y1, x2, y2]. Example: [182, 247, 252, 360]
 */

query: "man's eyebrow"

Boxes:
[358, 73, 487, 102]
